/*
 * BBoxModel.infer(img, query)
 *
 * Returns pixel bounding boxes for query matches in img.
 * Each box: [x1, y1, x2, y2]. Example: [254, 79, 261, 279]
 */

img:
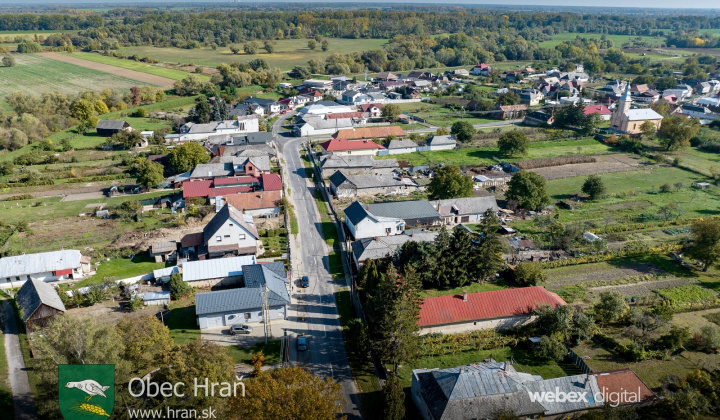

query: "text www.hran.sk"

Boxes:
[127, 407, 217, 419]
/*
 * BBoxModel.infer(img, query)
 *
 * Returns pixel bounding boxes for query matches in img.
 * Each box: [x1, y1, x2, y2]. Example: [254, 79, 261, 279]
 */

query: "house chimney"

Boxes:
[374, 236, 379, 241]
[462, 290, 468, 302]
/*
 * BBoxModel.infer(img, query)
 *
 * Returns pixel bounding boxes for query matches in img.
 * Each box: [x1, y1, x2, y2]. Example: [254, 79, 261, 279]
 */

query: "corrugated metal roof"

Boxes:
[367, 200, 441, 221]
[16, 279, 66, 322]
[242, 264, 289, 302]
[182, 255, 256, 282]
[143, 291, 171, 301]
[153, 266, 179, 279]
[626, 109, 663, 121]
[418, 286, 566, 327]
[427, 135, 457, 146]
[523, 375, 603, 414]
[96, 120, 128, 130]
[0, 250, 82, 278]
[352, 232, 438, 263]
[430, 196, 499, 217]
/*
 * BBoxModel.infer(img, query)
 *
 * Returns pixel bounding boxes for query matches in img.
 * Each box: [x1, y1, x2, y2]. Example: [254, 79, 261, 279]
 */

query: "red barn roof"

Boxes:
[261, 173, 282, 191]
[182, 180, 213, 199]
[584, 105, 612, 116]
[320, 138, 385, 152]
[326, 112, 364, 119]
[213, 176, 260, 186]
[360, 103, 382, 112]
[418, 286, 566, 327]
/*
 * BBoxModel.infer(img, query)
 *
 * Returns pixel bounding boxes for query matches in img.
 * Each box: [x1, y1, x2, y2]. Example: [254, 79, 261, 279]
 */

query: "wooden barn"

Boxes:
[16, 279, 66, 332]
[96, 119, 131, 137]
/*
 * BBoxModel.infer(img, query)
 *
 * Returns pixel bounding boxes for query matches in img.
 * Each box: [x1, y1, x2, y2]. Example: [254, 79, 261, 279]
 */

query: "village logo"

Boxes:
[59, 364, 115, 419]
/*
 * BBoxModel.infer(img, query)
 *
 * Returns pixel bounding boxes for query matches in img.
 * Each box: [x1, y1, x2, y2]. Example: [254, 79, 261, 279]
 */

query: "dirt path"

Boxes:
[1, 298, 38, 420]
[37, 52, 176, 88]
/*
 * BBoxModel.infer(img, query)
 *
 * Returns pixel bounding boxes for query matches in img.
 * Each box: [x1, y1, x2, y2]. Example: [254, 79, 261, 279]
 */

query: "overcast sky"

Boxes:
[0, 0, 717, 9]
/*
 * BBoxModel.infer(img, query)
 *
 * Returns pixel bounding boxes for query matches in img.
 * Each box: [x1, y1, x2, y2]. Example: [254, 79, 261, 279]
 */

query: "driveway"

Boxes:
[1, 298, 38, 420]
[201, 319, 297, 347]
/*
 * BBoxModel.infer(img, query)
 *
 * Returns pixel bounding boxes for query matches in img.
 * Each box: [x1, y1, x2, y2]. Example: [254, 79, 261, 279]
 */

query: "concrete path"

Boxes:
[1, 298, 37, 420]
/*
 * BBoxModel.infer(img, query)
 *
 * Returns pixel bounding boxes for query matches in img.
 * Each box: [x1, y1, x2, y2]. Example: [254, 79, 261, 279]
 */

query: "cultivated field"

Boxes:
[589, 278, 695, 298]
[59, 52, 212, 82]
[118, 37, 389, 70]
[529, 153, 644, 180]
[0, 53, 150, 99]
[39, 52, 175, 88]
[545, 261, 667, 289]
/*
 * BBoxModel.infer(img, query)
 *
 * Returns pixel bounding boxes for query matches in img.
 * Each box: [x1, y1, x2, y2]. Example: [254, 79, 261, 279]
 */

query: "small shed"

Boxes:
[150, 241, 177, 262]
[96, 120, 131, 137]
[142, 291, 171, 306]
[16, 279, 66, 332]
[583, 232, 600, 243]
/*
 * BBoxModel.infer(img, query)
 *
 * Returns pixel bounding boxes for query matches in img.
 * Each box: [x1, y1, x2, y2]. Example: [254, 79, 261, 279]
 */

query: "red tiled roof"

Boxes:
[332, 126, 407, 140]
[214, 176, 260, 186]
[182, 180, 213, 198]
[474, 63, 489, 69]
[208, 186, 253, 197]
[360, 103, 382, 112]
[225, 190, 282, 211]
[320, 138, 385, 152]
[181, 232, 204, 248]
[326, 112, 364, 119]
[261, 173, 282, 191]
[584, 105, 612, 115]
[418, 286, 566, 327]
[592, 370, 656, 404]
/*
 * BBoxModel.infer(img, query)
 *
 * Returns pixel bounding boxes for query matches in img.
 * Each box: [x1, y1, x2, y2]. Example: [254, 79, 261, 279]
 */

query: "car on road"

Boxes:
[301, 276, 310, 288]
[229, 324, 252, 335]
[297, 335, 308, 351]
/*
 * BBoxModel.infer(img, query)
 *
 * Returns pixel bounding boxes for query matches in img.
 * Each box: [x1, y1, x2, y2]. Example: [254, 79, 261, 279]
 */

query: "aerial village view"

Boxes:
[0, 1, 719, 419]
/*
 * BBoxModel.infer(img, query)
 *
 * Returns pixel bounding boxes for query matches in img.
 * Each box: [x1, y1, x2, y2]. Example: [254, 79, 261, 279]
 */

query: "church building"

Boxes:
[610, 85, 663, 134]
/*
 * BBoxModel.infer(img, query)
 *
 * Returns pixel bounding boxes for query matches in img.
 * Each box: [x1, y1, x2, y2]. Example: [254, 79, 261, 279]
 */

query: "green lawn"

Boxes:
[60, 52, 212, 82]
[378, 138, 613, 167]
[225, 340, 282, 365]
[0, 54, 149, 100]
[75, 253, 169, 287]
[167, 297, 201, 345]
[393, 101, 497, 128]
[119, 38, 389, 70]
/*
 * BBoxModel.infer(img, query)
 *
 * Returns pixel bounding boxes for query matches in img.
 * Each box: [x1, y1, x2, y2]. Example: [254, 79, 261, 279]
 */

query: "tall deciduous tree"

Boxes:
[135, 158, 165, 188]
[657, 115, 700, 151]
[450, 120, 475, 142]
[168, 141, 210, 173]
[582, 175, 606, 200]
[687, 218, 720, 272]
[498, 130, 529, 156]
[514, 262, 546, 286]
[428, 165, 473, 199]
[594, 291, 629, 324]
[382, 104, 400, 122]
[506, 171, 550, 210]
[230, 367, 346, 420]
[117, 315, 174, 373]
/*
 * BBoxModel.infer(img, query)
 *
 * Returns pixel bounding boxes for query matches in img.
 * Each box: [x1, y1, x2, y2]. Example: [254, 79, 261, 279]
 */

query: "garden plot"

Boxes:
[529, 154, 643, 180]
[545, 261, 667, 289]
[588, 278, 696, 298]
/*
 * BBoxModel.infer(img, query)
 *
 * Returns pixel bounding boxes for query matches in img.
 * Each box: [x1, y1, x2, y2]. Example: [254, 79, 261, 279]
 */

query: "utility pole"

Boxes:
[261, 285, 271, 344]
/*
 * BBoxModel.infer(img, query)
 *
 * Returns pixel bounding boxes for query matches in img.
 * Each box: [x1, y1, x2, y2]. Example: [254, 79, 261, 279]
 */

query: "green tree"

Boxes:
[582, 175, 606, 200]
[244, 41, 259, 55]
[2, 55, 15, 67]
[17, 40, 41, 53]
[450, 120, 475, 143]
[514, 262, 546, 286]
[497, 90, 520, 106]
[117, 314, 174, 373]
[382, 373, 405, 420]
[687, 218, 720, 272]
[640, 120, 657, 137]
[427, 165, 473, 199]
[382, 104, 401, 122]
[472, 209, 507, 282]
[71, 99, 95, 121]
[289, 65, 311, 79]
[699, 324, 720, 352]
[534, 333, 567, 361]
[168, 141, 210, 173]
[308, 39, 317, 50]
[136, 158, 165, 188]
[321, 39, 329, 51]
[506, 171, 550, 210]
[593, 291, 629, 324]
[169, 272, 193, 299]
[230, 367, 345, 420]
[497, 131, 529, 156]
[657, 115, 700, 151]
[264, 40, 275, 54]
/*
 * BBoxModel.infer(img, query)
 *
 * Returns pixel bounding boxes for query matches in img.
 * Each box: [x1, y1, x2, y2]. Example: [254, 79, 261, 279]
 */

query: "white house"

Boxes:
[293, 117, 354, 137]
[387, 139, 418, 155]
[167, 115, 259, 142]
[297, 101, 355, 117]
[343, 201, 406, 240]
[202, 203, 261, 258]
[0, 250, 91, 288]
[427, 135, 457, 151]
[429, 196, 499, 225]
[181, 255, 257, 288]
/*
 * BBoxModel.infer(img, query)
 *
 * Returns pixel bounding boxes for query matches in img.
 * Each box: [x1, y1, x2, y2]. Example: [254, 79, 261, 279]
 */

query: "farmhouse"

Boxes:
[387, 139, 418, 155]
[418, 286, 566, 335]
[332, 126, 407, 140]
[150, 241, 178, 262]
[523, 111, 555, 126]
[96, 120, 131, 137]
[320, 154, 399, 178]
[610, 86, 663, 134]
[0, 250, 90, 288]
[195, 262, 289, 329]
[223, 190, 283, 217]
[426, 135, 457, 151]
[350, 232, 438, 270]
[179, 203, 260, 259]
[328, 171, 419, 198]
[181, 255, 257, 288]
[430, 196, 499, 225]
[360, 103, 383, 118]
[293, 116, 355, 137]
[320, 138, 385, 156]
[584, 104, 612, 121]
[344, 200, 441, 240]
[16, 279, 66, 332]
[167, 115, 259, 142]
[470, 63, 491, 76]
[411, 361, 655, 420]
[492, 104, 527, 120]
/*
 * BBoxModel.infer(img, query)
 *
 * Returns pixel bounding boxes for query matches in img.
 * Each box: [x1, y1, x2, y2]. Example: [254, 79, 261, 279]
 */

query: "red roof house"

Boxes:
[320, 138, 385, 154]
[261, 173, 282, 191]
[584, 105, 612, 116]
[418, 286, 566, 330]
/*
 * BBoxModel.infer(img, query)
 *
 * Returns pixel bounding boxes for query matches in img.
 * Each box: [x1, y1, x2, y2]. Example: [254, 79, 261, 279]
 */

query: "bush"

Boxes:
[132, 107, 148, 118]
[697, 325, 720, 353]
[169, 272, 193, 299]
[534, 334, 566, 361]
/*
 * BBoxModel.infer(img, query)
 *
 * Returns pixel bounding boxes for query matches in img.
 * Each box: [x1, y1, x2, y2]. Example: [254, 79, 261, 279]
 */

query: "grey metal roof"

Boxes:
[203, 204, 259, 244]
[344, 201, 372, 225]
[195, 287, 286, 315]
[321, 154, 375, 169]
[16, 279, 66, 322]
[143, 291, 171, 301]
[388, 139, 417, 150]
[96, 120, 128, 130]
[182, 255, 256, 282]
[351, 232, 438, 262]
[332, 172, 408, 189]
[241, 264, 289, 302]
[428, 135, 457, 146]
[231, 131, 275, 145]
[186, 122, 220, 134]
[0, 250, 82, 278]
[367, 200, 441, 220]
[626, 108, 664, 121]
[232, 155, 271, 172]
[190, 163, 233, 179]
[305, 118, 354, 130]
[243, 97, 278, 107]
[374, 158, 399, 168]
[260, 261, 287, 281]
[430, 197, 499, 217]
[153, 266, 179, 279]
[523, 375, 603, 415]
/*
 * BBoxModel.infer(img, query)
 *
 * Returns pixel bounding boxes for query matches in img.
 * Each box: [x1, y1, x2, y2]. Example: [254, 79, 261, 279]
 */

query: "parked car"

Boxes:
[230, 324, 252, 335]
[301, 276, 310, 288]
[297, 335, 307, 351]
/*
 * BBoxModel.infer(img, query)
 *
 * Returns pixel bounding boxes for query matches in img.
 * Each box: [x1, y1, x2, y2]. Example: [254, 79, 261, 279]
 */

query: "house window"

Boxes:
[16, 277, 20, 281]
[386, 228, 392, 234]
[216, 236, 222, 242]
[239, 234, 246, 240]
[244, 313, 251, 320]
[224, 235, 230, 238]
[229, 223, 233, 227]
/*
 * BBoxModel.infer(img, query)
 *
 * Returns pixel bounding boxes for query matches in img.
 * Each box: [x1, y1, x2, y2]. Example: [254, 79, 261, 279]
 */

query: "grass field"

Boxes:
[76, 253, 170, 287]
[378, 138, 613, 167]
[167, 296, 201, 345]
[119, 38, 389, 70]
[538, 33, 665, 49]
[0, 54, 154, 101]
[60, 52, 212, 82]
[225, 340, 282, 365]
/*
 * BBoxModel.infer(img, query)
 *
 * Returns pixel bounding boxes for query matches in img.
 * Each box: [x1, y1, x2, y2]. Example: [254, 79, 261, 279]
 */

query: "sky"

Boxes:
[0, 0, 717, 8]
